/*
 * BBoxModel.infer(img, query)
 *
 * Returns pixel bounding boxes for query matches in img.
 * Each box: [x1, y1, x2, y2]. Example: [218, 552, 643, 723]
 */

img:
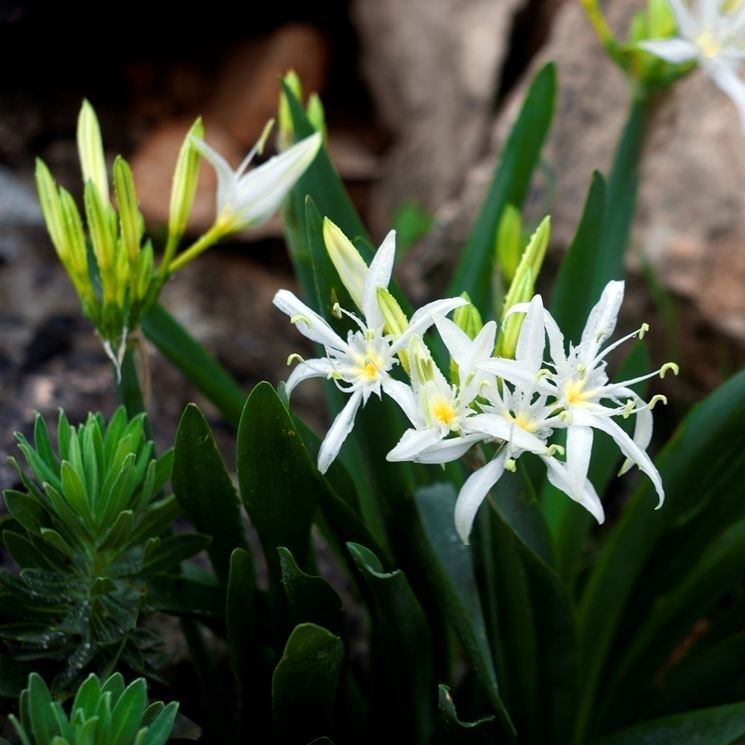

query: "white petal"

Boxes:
[285, 358, 334, 396]
[191, 135, 238, 216]
[465, 413, 548, 454]
[434, 316, 472, 368]
[667, 0, 700, 38]
[411, 433, 483, 464]
[639, 39, 699, 64]
[273, 290, 346, 350]
[543, 309, 567, 370]
[391, 297, 467, 353]
[572, 409, 665, 507]
[566, 425, 594, 497]
[381, 377, 420, 425]
[542, 455, 605, 524]
[478, 358, 554, 394]
[362, 230, 396, 328]
[580, 280, 625, 359]
[318, 389, 363, 474]
[612, 387, 654, 476]
[454, 453, 507, 544]
[464, 321, 498, 371]
[515, 295, 546, 376]
[386, 427, 444, 462]
[232, 132, 322, 227]
[707, 61, 745, 133]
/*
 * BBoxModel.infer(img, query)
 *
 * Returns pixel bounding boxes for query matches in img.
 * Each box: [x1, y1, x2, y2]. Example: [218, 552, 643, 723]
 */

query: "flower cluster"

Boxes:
[640, 0, 745, 131]
[275, 222, 677, 543]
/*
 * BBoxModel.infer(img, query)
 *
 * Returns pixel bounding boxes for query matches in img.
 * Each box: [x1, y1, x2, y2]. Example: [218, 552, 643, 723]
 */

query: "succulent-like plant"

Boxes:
[0, 408, 206, 691]
[3, 672, 178, 745]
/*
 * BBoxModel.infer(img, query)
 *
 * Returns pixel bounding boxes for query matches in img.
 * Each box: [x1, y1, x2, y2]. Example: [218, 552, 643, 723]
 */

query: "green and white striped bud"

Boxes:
[77, 100, 109, 203]
[323, 217, 367, 309]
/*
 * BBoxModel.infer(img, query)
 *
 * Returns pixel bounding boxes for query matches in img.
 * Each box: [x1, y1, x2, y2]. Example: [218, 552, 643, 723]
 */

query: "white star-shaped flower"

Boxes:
[640, 0, 745, 130]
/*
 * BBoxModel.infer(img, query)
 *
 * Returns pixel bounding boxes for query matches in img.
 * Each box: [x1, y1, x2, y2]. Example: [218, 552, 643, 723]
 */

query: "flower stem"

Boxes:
[166, 221, 226, 274]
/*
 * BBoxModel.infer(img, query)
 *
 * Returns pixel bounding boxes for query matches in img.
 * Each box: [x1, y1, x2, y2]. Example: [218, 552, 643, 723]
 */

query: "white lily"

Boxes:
[639, 0, 745, 131]
[454, 296, 604, 543]
[539, 280, 677, 508]
[193, 126, 322, 233]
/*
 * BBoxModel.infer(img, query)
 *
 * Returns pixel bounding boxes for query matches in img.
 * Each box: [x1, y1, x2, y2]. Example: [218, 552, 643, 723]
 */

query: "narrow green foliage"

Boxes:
[0, 409, 196, 690]
[7, 672, 178, 745]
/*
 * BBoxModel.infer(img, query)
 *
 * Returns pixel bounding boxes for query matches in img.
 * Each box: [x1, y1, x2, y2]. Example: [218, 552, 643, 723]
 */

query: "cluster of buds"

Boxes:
[36, 96, 322, 373]
[275, 216, 678, 544]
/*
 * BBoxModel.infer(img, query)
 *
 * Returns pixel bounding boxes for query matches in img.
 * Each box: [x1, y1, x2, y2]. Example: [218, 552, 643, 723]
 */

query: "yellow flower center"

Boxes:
[564, 378, 591, 406]
[696, 31, 722, 58]
[361, 361, 379, 381]
[513, 412, 536, 432]
[430, 398, 458, 427]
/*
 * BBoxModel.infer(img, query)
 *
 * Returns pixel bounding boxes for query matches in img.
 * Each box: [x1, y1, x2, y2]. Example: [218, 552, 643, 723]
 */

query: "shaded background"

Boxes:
[1, 0, 744, 480]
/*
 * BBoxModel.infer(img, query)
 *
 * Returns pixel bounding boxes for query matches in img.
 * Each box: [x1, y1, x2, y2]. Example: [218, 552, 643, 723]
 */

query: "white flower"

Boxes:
[275, 232, 465, 473]
[453, 296, 604, 543]
[639, 0, 745, 130]
[539, 280, 676, 509]
[386, 317, 496, 465]
[193, 128, 322, 232]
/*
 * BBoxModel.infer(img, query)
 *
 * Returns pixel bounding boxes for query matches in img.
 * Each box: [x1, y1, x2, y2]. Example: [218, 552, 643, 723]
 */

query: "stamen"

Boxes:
[639, 322, 650, 340]
[547, 444, 565, 457]
[331, 302, 342, 319]
[286, 353, 305, 366]
[648, 394, 668, 410]
[536, 368, 552, 381]
[622, 399, 634, 419]
[660, 362, 679, 379]
[290, 313, 311, 327]
[505, 458, 517, 473]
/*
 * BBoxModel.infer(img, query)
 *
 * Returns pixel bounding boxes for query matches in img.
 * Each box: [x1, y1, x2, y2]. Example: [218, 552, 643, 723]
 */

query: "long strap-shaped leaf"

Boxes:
[447, 63, 556, 317]
[576, 368, 745, 741]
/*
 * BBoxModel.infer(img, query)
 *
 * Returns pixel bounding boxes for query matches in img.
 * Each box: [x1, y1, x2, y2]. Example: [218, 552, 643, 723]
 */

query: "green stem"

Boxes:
[158, 231, 181, 280]
[117, 345, 146, 417]
[167, 221, 226, 274]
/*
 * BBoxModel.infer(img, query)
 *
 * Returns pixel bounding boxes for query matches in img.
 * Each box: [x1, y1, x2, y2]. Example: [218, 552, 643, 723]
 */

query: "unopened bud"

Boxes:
[77, 100, 109, 203]
[323, 217, 367, 309]
[167, 117, 203, 248]
[495, 204, 522, 284]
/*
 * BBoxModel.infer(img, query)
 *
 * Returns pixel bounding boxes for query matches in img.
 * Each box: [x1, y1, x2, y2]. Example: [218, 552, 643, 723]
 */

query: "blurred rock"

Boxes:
[473, 0, 745, 341]
[131, 24, 329, 233]
[352, 0, 526, 230]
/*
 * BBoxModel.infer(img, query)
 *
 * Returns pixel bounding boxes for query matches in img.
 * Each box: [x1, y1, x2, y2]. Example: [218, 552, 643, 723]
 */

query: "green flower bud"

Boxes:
[278, 69, 303, 151]
[77, 100, 109, 203]
[306, 92, 327, 143]
[167, 117, 203, 248]
[113, 155, 143, 266]
[495, 204, 522, 284]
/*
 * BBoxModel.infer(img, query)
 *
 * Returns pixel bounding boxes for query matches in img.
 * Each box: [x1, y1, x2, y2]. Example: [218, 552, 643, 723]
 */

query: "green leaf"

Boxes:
[146, 576, 225, 620]
[577, 368, 745, 740]
[236, 383, 322, 581]
[226, 548, 257, 692]
[110, 678, 147, 745]
[414, 483, 513, 733]
[599, 519, 745, 729]
[142, 701, 179, 745]
[3, 531, 58, 571]
[436, 684, 495, 743]
[173, 404, 247, 582]
[70, 673, 101, 718]
[477, 504, 578, 744]
[271, 623, 344, 740]
[27, 673, 57, 744]
[447, 63, 556, 315]
[348, 542, 435, 743]
[550, 171, 606, 346]
[278, 547, 344, 634]
[141, 304, 246, 428]
[142, 534, 211, 574]
[593, 702, 745, 745]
